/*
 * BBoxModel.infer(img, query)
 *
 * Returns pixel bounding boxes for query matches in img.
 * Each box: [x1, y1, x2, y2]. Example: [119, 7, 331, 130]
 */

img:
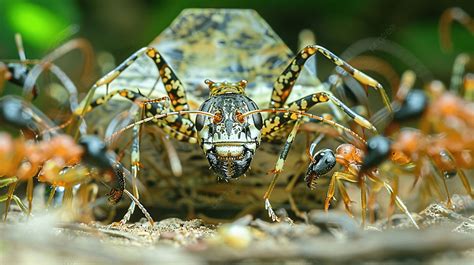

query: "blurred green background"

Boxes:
[0, 0, 473, 85]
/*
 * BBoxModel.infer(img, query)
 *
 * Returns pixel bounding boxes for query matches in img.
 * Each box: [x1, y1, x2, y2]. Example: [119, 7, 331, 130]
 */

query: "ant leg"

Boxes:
[0, 177, 27, 219]
[3, 181, 19, 221]
[270, 45, 391, 113]
[264, 119, 302, 222]
[336, 175, 355, 217]
[438, 149, 474, 199]
[458, 170, 474, 199]
[324, 172, 337, 211]
[387, 174, 399, 225]
[360, 174, 368, 227]
[439, 7, 474, 52]
[368, 174, 419, 229]
[440, 176, 453, 208]
[0, 177, 17, 189]
[465, 74, 474, 101]
[325, 172, 358, 217]
[0, 193, 28, 217]
[18, 37, 92, 105]
[288, 193, 307, 220]
[0, 63, 8, 94]
[449, 54, 470, 95]
[346, 55, 400, 92]
[26, 177, 33, 216]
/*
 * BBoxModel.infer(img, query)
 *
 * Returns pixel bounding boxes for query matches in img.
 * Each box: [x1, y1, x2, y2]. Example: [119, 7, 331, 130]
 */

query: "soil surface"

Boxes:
[1, 195, 473, 265]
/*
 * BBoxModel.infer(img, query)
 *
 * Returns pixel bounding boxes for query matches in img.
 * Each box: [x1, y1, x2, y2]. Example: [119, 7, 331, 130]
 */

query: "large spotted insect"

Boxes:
[75, 9, 390, 221]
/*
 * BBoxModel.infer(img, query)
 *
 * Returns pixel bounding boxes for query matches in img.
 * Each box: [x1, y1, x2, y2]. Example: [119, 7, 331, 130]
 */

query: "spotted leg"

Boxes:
[119, 109, 142, 225]
[75, 89, 198, 143]
[86, 47, 189, 115]
[264, 119, 302, 221]
[262, 91, 376, 143]
[270, 45, 392, 113]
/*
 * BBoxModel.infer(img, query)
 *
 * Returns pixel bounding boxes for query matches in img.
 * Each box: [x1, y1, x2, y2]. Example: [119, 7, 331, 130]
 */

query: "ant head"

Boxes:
[360, 136, 392, 173]
[393, 90, 428, 122]
[305, 148, 336, 188]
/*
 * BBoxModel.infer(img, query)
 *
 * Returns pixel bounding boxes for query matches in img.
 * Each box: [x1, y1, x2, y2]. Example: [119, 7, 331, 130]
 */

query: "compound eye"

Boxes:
[195, 115, 204, 131]
[213, 111, 223, 124]
[196, 99, 213, 131]
[235, 111, 245, 123]
[252, 113, 262, 130]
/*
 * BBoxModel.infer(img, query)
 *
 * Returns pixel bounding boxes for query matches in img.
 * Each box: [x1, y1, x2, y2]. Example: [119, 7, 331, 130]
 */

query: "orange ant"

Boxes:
[0, 131, 127, 219]
[361, 129, 473, 210]
[304, 134, 418, 228]
[0, 96, 134, 221]
[361, 70, 473, 210]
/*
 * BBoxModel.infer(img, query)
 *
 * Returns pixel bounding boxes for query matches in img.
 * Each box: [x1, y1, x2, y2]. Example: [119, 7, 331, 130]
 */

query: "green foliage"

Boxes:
[0, 0, 78, 57]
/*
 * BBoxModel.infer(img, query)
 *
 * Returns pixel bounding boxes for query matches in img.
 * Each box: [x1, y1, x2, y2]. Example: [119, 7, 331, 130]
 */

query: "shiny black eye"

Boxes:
[252, 112, 262, 130]
[196, 99, 212, 131]
[245, 99, 262, 130]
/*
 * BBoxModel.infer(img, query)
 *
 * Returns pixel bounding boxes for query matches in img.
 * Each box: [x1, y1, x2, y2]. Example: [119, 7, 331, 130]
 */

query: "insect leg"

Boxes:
[360, 174, 368, 227]
[439, 7, 474, 52]
[90, 47, 190, 117]
[368, 174, 419, 229]
[449, 53, 470, 97]
[325, 172, 358, 215]
[264, 119, 302, 222]
[119, 109, 142, 225]
[0, 193, 28, 216]
[270, 45, 391, 113]
[263, 91, 376, 139]
[246, 108, 367, 145]
[3, 181, 19, 221]
[76, 89, 198, 143]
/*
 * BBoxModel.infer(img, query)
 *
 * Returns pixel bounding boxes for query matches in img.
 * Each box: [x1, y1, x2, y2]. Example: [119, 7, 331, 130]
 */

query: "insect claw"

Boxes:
[264, 199, 280, 222]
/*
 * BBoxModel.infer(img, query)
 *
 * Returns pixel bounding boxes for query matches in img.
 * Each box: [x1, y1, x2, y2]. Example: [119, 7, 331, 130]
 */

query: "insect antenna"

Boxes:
[240, 108, 367, 145]
[105, 110, 215, 143]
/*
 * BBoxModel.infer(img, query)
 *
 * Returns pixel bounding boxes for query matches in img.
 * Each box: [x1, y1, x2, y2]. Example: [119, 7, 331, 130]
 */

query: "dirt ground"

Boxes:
[1, 194, 473, 265]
